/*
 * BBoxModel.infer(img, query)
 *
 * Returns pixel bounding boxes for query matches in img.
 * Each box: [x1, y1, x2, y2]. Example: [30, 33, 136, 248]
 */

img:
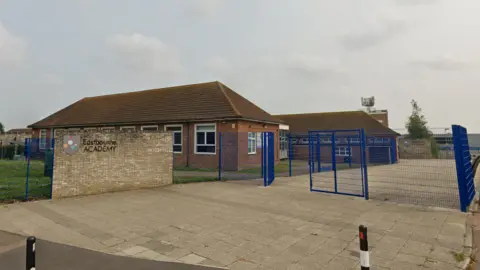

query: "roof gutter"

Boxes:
[28, 116, 284, 129]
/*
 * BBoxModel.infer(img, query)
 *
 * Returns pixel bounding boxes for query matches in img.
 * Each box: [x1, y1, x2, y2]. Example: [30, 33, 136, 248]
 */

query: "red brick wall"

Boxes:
[236, 121, 279, 170]
[33, 120, 281, 171]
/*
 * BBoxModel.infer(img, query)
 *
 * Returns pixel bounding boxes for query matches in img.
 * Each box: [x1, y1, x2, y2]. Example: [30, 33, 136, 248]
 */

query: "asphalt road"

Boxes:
[0, 231, 222, 270]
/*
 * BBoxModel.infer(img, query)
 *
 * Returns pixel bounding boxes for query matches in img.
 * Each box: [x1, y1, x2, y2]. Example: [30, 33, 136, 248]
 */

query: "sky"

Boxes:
[1, 0, 480, 132]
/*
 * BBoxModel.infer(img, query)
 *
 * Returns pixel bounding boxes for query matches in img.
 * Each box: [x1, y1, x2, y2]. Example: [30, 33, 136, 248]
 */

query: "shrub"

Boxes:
[0, 144, 25, 160]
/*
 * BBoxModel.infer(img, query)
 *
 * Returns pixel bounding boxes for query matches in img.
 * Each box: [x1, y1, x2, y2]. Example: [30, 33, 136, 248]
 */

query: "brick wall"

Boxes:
[52, 129, 173, 198]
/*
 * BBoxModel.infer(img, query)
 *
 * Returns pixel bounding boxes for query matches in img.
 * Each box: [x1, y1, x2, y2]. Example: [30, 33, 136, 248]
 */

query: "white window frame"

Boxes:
[141, 125, 159, 131]
[39, 129, 47, 149]
[101, 127, 115, 131]
[120, 126, 136, 131]
[84, 127, 98, 131]
[349, 137, 360, 143]
[164, 124, 183, 153]
[335, 147, 352, 157]
[248, 132, 256, 154]
[194, 123, 216, 155]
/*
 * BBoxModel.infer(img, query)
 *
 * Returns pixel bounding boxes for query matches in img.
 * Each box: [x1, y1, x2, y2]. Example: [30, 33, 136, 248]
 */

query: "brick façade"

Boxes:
[52, 129, 173, 198]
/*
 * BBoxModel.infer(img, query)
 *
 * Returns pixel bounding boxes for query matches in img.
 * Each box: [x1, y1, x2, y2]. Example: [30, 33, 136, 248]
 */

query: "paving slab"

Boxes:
[0, 175, 469, 269]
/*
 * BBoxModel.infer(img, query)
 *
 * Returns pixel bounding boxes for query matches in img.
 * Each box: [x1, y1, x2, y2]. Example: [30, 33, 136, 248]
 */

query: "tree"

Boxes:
[0, 122, 4, 134]
[405, 99, 431, 139]
[405, 100, 439, 158]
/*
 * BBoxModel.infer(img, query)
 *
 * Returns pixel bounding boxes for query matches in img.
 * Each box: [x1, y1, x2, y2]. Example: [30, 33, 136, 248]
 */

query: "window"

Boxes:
[195, 124, 215, 154]
[320, 137, 332, 143]
[248, 132, 256, 154]
[120, 126, 135, 131]
[165, 125, 182, 153]
[101, 127, 115, 131]
[335, 147, 352, 157]
[349, 137, 360, 143]
[84, 127, 97, 131]
[141, 125, 158, 131]
[39, 129, 47, 149]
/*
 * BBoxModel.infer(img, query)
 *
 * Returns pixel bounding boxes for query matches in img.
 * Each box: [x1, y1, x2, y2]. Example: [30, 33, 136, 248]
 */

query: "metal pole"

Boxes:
[218, 133, 222, 181]
[25, 139, 32, 201]
[332, 133, 337, 193]
[359, 225, 370, 270]
[288, 134, 292, 177]
[26, 236, 36, 270]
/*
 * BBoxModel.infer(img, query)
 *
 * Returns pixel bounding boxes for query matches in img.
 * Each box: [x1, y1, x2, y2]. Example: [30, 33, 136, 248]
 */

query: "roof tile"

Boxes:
[29, 81, 283, 128]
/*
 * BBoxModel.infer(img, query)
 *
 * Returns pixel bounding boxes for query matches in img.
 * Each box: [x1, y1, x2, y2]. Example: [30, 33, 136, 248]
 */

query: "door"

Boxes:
[279, 130, 288, 159]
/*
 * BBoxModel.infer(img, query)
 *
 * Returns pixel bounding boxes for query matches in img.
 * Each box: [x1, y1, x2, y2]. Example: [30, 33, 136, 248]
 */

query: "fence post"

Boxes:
[49, 139, 55, 199]
[263, 132, 267, 187]
[347, 135, 352, 168]
[288, 134, 292, 177]
[316, 134, 321, 172]
[25, 139, 32, 201]
[452, 125, 470, 212]
[26, 236, 36, 270]
[361, 129, 369, 200]
[359, 225, 370, 270]
[332, 132, 337, 193]
[308, 132, 313, 191]
[218, 133, 222, 181]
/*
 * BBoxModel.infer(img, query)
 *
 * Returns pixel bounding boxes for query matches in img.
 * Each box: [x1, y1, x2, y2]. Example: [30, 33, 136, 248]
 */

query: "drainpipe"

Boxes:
[186, 123, 190, 167]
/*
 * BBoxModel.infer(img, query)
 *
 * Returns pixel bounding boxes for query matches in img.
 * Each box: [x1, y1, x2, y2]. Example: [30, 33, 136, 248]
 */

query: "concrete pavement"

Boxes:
[0, 175, 471, 269]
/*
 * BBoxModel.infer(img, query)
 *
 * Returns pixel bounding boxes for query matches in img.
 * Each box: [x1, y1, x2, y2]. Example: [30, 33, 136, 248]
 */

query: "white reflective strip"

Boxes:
[360, 250, 370, 267]
[32, 243, 35, 252]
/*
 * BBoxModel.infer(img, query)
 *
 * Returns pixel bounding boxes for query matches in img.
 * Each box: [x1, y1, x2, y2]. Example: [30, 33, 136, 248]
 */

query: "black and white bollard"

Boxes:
[26, 236, 36, 270]
[359, 225, 370, 270]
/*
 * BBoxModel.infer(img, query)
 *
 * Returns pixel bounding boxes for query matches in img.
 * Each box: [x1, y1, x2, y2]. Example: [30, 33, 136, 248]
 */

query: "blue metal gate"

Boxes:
[263, 132, 275, 186]
[452, 124, 476, 212]
[308, 129, 368, 199]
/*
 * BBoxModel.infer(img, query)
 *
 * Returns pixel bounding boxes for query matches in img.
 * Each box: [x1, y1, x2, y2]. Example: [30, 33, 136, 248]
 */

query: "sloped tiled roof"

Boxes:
[275, 111, 399, 135]
[29, 81, 283, 128]
[6, 128, 32, 134]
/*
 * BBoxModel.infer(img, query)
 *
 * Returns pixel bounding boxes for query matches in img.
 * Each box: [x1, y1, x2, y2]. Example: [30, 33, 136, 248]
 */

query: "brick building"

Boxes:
[0, 128, 32, 145]
[28, 81, 284, 170]
[367, 109, 389, 127]
[274, 111, 398, 163]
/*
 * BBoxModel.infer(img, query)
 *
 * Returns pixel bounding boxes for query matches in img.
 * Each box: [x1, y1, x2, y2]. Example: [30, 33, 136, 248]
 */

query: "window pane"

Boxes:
[206, 132, 215, 144]
[197, 132, 205, 144]
[197, 145, 215, 153]
[173, 132, 182, 145]
[173, 145, 182, 152]
[166, 126, 181, 131]
[142, 126, 158, 131]
[196, 125, 215, 132]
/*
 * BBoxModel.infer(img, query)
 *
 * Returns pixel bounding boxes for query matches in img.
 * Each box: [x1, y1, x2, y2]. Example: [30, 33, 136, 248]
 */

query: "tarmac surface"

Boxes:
[0, 231, 222, 270]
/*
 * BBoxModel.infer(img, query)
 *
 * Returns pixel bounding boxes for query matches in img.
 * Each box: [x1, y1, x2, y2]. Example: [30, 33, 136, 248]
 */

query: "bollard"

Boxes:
[26, 236, 36, 270]
[359, 225, 370, 270]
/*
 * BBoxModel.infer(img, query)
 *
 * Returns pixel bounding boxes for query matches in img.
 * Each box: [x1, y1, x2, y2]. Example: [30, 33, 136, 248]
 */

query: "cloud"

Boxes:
[341, 18, 405, 51]
[0, 22, 27, 67]
[394, 0, 441, 6]
[285, 53, 345, 78]
[186, 0, 226, 18]
[106, 33, 183, 75]
[410, 56, 471, 71]
[206, 56, 232, 71]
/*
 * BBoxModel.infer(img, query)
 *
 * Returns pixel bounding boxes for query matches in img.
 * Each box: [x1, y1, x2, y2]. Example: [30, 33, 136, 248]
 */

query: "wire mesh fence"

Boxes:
[367, 134, 460, 209]
[172, 132, 270, 184]
[0, 138, 54, 202]
[308, 130, 367, 197]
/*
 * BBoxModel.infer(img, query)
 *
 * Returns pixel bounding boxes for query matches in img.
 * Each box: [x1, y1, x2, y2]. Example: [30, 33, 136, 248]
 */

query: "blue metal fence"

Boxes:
[172, 132, 275, 185]
[307, 129, 369, 199]
[452, 124, 476, 212]
[0, 138, 54, 202]
[287, 133, 396, 177]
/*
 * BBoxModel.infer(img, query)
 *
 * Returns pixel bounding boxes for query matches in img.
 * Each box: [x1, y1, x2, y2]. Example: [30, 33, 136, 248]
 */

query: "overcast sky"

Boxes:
[1, 0, 480, 132]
